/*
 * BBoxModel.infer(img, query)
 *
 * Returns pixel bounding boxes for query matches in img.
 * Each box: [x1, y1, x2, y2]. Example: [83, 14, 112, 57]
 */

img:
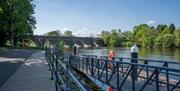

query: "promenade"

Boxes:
[0, 50, 54, 91]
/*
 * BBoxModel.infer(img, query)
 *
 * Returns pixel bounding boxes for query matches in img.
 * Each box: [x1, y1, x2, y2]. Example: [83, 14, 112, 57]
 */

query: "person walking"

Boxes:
[108, 49, 115, 68]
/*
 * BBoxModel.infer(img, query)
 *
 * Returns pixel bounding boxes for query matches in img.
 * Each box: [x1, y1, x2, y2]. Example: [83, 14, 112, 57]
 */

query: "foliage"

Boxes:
[45, 30, 61, 36]
[0, 0, 36, 46]
[101, 24, 179, 48]
[174, 28, 180, 48]
[64, 30, 73, 37]
[58, 41, 64, 56]
[101, 30, 125, 47]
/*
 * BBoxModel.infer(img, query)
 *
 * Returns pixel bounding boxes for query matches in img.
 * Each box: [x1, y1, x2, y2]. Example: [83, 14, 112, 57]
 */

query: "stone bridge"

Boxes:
[32, 35, 104, 48]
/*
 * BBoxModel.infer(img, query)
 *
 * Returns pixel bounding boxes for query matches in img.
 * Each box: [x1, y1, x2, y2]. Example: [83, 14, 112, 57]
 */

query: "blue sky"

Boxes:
[34, 0, 180, 35]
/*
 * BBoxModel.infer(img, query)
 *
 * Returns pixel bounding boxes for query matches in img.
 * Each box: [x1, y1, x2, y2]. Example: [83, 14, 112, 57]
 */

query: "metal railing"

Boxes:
[45, 49, 87, 91]
[70, 54, 180, 91]
[45, 48, 180, 91]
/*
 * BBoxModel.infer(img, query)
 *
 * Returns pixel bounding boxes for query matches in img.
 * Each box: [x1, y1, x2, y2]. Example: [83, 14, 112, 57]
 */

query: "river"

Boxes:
[79, 47, 180, 69]
[79, 47, 180, 62]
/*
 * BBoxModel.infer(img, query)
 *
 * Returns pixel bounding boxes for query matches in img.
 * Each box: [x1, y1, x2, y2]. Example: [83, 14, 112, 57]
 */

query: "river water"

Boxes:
[80, 47, 180, 62]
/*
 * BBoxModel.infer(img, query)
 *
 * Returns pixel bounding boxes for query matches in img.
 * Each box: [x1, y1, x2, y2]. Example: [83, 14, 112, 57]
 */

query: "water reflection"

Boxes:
[80, 47, 180, 62]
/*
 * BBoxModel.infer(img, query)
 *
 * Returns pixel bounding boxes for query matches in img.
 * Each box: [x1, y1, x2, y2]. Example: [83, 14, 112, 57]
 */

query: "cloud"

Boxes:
[131, 18, 136, 21]
[146, 20, 156, 25]
[73, 27, 100, 37]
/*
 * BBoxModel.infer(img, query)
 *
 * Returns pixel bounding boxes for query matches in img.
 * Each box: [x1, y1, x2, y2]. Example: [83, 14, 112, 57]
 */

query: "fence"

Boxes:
[46, 48, 180, 91]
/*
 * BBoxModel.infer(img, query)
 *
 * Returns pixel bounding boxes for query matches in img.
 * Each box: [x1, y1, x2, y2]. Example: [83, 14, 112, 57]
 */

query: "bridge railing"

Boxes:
[81, 54, 180, 68]
[70, 54, 180, 91]
[45, 49, 87, 91]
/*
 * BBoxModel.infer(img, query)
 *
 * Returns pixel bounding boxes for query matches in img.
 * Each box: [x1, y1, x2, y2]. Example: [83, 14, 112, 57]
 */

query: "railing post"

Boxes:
[106, 60, 108, 83]
[86, 57, 88, 74]
[97, 59, 100, 79]
[131, 44, 138, 81]
[51, 50, 54, 80]
[132, 65, 136, 91]
[117, 62, 120, 91]
[73, 45, 77, 55]
[119, 58, 124, 77]
[55, 55, 59, 91]
[155, 69, 159, 91]
[164, 62, 170, 91]
[145, 60, 149, 79]
[91, 58, 94, 76]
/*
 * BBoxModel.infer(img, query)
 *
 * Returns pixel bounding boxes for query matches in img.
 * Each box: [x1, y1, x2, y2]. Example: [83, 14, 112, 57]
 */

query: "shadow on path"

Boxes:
[0, 49, 39, 87]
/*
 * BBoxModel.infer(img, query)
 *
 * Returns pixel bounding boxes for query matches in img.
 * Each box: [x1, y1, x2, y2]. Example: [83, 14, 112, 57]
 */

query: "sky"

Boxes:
[34, 0, 180, 35]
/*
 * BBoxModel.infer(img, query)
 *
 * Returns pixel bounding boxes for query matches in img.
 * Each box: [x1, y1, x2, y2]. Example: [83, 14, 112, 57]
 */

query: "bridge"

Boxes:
[45, 46, 180, 91]
[32, 35, 104, 48]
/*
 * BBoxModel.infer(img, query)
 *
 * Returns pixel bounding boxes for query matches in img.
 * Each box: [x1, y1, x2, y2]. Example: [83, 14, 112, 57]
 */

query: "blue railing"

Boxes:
[46, 48, 180, 91]
[70, 54, 180, 91]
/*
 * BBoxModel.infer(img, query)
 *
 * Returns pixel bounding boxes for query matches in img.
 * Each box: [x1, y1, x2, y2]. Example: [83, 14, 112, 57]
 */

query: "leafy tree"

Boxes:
[156, 24, 167, 32]
[0, 7, 2, 13]
[163, 24, 175, 34]
[0, 0, 36, 46]
[162, 34, 174, 48]
[101, 31, 110, 46]
[100, 23, 179, 48]
[109, 30, 120, 47]
[154, 35, 164, 48]
[64, 30, 73, 37]
[45, 30, 61, 36]
[169, 23, 176, 33]
[174, 28, 180, 48]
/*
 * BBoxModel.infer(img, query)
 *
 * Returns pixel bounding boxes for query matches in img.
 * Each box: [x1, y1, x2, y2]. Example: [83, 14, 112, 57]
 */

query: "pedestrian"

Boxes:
[108, 49, 115, 68]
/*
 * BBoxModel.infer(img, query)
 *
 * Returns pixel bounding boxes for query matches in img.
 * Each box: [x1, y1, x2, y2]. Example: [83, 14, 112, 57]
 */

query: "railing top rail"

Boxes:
[75, 55, 180, 73]
[53, 54, 87, 91]
[81, 54, 180, 64]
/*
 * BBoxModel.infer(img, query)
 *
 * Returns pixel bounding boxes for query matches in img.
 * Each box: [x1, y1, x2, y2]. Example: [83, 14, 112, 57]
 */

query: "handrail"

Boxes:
[71, 54, 180, 91]
[45, 49, 87, 91]
[81, 54, 180, 64]
[46, 49, 180, 91]
[77, 55, 180, 72]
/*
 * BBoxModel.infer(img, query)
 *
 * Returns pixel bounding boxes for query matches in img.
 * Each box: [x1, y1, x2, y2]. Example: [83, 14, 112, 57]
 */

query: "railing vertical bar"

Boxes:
[91, 58, 94, 76]
[165, 62, 170, 91]
[155, 69, 159, 91]
[106, 60, 108, 83]
[145, 60, 149, 80]
[98, 59, 100, 79]
[117, 62, 120, 91]
[132, 65, 135, 91]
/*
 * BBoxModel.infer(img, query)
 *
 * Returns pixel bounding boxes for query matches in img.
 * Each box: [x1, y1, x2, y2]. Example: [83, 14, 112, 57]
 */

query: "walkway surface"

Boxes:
[0, 51, 55, 91]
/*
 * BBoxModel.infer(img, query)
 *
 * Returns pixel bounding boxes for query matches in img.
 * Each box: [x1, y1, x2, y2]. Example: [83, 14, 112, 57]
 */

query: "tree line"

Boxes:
[44, 30, 73, 37]
[0, 0, 36, 47]
[101, 24, 180, 48]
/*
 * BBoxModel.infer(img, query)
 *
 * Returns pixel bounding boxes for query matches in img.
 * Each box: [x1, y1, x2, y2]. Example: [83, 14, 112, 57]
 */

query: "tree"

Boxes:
[169, 23, 176, 33]
[162, 34, 174, 48]
[99, 23, 179, 48]
[154, 35, 163, 48]
[156, 24, 167, 32]
[45, 30, 61, 36]
[101, 31, 110, 46]
[174, 28, 180, 48]
[64, 30, 73, 37]
[162, 24, 175, 34]
[109, 30, 120, 47]
[0, 0, 36, 46]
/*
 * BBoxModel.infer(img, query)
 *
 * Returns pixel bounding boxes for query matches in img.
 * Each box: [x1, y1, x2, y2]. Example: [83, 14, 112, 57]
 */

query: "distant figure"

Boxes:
[109, 49, 115, 61]
[108, 49, 115, 68]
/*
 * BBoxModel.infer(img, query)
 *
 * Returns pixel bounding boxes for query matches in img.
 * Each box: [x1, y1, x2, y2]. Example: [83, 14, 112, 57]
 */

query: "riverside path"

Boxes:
[0, 50, 55, 91]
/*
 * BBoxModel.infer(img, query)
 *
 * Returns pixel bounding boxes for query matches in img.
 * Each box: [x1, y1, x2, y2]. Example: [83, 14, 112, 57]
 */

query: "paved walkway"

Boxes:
[0, 51, 55, 91]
